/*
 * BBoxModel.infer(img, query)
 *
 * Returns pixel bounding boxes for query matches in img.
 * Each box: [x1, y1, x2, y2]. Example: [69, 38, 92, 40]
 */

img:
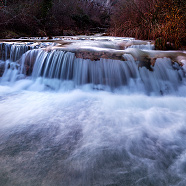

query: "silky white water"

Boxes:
[0, 38, 186, 185]
[0, 81, 186, 185]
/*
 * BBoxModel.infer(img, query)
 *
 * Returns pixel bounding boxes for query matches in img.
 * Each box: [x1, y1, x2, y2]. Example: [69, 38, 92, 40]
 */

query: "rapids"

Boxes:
[0, 36, 186, 186]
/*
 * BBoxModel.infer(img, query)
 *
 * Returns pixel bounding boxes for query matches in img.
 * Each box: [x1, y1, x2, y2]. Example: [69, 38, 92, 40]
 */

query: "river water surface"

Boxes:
[0, 37, 186, 186]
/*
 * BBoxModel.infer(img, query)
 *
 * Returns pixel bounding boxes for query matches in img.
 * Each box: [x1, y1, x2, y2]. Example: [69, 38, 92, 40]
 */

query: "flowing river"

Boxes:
[0, 36, 186, 186]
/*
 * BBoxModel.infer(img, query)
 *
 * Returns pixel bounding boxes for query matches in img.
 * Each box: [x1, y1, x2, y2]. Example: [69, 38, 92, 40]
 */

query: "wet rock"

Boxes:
[0, 62, 5, 77]
[138, 57, 153, 71]
[74, 50, 124, 61]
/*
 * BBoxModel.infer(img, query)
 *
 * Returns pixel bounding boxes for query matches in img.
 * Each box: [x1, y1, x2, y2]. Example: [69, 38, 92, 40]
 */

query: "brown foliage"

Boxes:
[110, 0, 186, 49]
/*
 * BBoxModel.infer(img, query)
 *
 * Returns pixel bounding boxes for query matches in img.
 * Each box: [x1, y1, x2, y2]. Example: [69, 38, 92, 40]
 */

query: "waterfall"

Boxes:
[30, 50, 139, 90]
[0, 43, 37, 62]
[0, 41, 185, 94]
[2, 48, 181, 94]
[0, 42, 38, 78]
[0, 39, 186, 186]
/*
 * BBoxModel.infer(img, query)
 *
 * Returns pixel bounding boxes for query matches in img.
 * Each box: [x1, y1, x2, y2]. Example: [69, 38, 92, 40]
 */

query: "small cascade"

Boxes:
[0, 40, 185, 94]
[0, 49, 41, 83]
[8, 48, 182, 94]
[139, 58, 183, 94]
[1, 61, 20, 83]
[0, 43, 37, 62]
[30, 50, 139, 90]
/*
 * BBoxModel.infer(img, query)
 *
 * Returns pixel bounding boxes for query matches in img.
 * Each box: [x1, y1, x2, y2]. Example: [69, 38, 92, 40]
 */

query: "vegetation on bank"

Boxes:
[111, 0, 186, 50]
[0, 0, 185, 49]
[0, 0, 110, 37]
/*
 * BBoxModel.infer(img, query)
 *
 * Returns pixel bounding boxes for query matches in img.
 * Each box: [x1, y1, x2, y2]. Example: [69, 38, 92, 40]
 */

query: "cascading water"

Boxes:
[0, 37, 186, 186]
[0, 42, 37, 61]
[0, 42, 56, 77]
[0, 42, 39, 79]
[1, 47, 184, 94]
[30, 50, 139, 91]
